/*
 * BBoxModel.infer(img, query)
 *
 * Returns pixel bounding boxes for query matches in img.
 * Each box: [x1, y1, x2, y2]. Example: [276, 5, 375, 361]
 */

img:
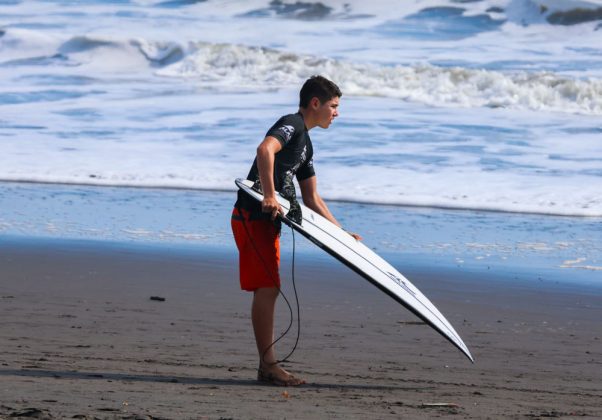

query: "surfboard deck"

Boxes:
[235, 178, 474, 362]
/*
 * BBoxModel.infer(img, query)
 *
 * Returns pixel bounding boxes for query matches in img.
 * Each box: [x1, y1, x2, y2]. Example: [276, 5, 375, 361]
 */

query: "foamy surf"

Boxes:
[157, 41, 602, 115]
[2, 29, 601, 115]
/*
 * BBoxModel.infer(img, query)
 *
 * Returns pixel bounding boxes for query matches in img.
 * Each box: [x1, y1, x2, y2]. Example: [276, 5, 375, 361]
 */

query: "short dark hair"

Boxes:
[299, 75, 342, 109]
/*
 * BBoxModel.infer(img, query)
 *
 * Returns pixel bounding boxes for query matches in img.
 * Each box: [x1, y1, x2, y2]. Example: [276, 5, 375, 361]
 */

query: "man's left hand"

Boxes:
[347, 231, 362, 241]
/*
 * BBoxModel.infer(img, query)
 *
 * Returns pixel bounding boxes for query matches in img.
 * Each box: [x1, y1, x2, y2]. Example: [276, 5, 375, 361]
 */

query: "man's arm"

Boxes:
[299, 176, 362, 240]
[257, 136, 284, 220]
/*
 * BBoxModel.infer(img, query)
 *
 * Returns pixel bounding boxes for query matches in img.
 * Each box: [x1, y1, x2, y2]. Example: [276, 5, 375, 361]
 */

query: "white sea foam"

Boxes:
[561, 257, 602, 271]
[157, 42, 602, 115]
[1, 82, 601, 217]
[3, 27, 600, 115]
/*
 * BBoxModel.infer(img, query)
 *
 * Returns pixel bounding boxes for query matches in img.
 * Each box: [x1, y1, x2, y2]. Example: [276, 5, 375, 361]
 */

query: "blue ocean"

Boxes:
[1, 0, 601, 279]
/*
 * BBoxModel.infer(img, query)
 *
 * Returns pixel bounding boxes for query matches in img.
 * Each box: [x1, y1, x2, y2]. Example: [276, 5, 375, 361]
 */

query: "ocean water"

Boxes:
[2, 182, 601, 285]
[1, 0, 601, 219]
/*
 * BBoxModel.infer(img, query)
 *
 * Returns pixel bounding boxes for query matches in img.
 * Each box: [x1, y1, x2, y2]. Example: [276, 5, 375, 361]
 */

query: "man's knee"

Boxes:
[254, 286, 280, 300]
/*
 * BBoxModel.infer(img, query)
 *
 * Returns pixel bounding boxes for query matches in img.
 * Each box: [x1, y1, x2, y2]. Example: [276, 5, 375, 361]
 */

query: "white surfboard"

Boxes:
[236, 178, 474, 362]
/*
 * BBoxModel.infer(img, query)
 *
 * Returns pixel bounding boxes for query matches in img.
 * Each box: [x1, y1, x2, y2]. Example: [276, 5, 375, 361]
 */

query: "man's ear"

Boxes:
[310, 97, 321, 109]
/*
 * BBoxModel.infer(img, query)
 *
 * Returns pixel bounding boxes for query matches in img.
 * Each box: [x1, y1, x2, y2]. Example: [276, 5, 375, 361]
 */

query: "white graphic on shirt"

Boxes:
[293, 145, 307, 173]
[283, 144, 308, 187]
[278, 125, 295, 143]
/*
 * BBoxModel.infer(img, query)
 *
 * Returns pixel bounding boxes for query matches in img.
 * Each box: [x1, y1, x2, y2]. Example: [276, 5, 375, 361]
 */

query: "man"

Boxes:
[231, 75, 361, 386]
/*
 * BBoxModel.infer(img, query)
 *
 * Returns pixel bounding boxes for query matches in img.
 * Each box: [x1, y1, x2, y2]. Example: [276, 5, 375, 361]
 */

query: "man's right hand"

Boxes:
[262, 196, 284, 221]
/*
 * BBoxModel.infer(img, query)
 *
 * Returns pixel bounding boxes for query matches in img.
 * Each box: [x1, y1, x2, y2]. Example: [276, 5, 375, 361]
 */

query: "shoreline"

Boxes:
[2, 181, 601, 290]
[1, 237, 600, 418]
[3, 233, 601, 292]
[1, 178, 601, 218]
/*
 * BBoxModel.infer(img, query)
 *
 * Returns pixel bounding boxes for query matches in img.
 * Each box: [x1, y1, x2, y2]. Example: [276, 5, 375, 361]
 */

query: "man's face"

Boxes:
[315, 96, 340, 129]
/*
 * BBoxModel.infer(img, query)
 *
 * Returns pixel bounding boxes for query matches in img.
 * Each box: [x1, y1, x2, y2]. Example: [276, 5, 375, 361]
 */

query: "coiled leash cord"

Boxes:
[238, 209, 301, 367]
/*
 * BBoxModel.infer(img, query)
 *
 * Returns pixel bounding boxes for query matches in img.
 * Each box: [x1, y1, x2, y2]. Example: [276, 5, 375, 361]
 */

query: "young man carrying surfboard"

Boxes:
[231, 75, 361, 386]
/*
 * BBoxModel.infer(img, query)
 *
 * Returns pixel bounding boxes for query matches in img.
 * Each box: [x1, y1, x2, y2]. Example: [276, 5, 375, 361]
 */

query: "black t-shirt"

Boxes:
[235, 112, 315, 218]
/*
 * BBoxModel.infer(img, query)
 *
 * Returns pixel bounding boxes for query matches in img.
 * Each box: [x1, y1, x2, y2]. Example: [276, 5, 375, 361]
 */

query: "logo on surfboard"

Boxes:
[386, 272, 416, 297]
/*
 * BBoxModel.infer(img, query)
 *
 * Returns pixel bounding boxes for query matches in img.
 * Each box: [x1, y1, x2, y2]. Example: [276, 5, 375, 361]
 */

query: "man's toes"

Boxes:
[286, 375, 305, 386]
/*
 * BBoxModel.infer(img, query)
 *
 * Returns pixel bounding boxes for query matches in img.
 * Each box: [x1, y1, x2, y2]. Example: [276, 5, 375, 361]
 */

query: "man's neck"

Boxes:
[298, 107, 315, 131]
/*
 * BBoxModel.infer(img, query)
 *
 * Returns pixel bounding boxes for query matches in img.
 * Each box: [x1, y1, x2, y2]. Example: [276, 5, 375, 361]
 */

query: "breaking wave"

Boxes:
[2, 28, 602, 115]
[157, 41, 602, 115]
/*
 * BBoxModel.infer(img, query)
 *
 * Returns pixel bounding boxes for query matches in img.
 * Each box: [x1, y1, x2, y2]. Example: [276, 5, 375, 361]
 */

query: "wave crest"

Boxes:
[2, 28, 601, 115]
[157, 42, 602, 115]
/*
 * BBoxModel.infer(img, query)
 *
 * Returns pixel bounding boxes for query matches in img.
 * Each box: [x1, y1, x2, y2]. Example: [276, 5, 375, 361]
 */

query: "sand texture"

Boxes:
[1, 240, 601, 419]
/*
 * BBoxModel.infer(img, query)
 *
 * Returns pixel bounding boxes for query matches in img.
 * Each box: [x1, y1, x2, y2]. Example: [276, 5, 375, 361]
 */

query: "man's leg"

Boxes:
[252, 287, 305, 385]
[252, 287, 279, 364]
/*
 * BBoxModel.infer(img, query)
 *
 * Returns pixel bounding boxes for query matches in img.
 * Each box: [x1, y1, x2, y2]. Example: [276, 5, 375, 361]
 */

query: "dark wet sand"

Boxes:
[1, 238, 600, 419]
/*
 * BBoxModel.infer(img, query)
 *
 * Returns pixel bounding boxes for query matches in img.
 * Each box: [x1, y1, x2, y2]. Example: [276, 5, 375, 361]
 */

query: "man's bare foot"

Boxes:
[257, 363, 305, 387]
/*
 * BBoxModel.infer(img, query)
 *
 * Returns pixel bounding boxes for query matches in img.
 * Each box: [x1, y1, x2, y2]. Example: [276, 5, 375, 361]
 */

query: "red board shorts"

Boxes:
[231, 207, 281, 291]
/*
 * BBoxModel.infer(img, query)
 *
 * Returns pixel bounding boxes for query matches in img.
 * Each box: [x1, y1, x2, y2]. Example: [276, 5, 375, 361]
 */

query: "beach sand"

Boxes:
[1, 237, 600, 419]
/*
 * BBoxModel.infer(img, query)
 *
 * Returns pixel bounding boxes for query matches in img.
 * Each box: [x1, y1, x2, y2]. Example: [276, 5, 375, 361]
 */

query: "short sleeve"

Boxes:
[265, 114, 304, 146]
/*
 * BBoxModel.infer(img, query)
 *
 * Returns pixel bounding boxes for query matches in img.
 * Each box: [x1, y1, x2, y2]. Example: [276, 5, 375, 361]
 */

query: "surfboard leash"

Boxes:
[237, 208, 301, 367]
[286, 226, 302, 363]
